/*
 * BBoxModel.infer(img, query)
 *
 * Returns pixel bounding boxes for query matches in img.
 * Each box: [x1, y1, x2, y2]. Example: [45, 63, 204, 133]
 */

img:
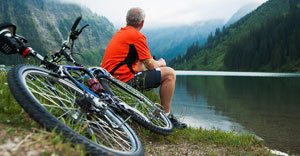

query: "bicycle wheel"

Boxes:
[100, 77, 173, 135]
[7, 64, 143, 156]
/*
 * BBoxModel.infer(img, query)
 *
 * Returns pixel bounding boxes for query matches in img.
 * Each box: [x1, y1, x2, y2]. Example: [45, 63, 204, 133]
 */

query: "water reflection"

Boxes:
[172, 76, 246, 133]
[171, 74, 300, 154]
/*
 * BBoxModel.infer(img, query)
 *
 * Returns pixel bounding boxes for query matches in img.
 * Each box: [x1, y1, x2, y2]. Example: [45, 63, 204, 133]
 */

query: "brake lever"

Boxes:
[78, 24, 89, 35]
[14, 34, 28, 43]
[70, 24, 89, 41]
[70, 30, 79, 40]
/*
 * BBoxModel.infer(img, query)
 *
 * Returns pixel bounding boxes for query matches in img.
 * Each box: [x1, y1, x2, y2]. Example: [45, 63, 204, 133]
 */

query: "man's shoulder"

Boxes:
[119, 26, 144, 38]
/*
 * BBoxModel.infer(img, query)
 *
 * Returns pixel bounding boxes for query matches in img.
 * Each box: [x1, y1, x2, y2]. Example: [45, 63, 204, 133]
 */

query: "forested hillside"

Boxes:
[224, 4, 300, 71]
[170, 0, 300, 72]
[0, 0, 115, 66]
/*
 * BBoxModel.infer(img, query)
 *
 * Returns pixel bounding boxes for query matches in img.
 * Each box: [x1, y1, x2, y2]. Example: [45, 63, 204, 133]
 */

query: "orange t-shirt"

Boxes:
[101, 26, 152, 82]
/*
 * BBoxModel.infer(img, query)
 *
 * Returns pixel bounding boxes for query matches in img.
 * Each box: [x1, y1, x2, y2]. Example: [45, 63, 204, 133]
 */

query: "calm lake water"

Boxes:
[171, 71, 300, 154]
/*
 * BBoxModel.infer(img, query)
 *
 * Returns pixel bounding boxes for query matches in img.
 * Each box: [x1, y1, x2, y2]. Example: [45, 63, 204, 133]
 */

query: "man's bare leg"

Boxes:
[159, 67, 176, 114]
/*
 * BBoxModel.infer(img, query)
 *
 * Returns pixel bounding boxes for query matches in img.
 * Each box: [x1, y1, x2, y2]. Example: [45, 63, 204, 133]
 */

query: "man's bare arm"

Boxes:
[137, 61, 145, 72]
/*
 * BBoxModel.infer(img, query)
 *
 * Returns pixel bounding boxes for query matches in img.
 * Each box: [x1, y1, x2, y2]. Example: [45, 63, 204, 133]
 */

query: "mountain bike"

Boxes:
[0, 18, 143, 156]
[1, 15, 174, 155]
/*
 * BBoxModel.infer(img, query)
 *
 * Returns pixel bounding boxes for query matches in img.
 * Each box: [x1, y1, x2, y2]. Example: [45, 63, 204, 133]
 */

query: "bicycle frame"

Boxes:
[64, 65, 143, 101]
[63, 66, 99, 97]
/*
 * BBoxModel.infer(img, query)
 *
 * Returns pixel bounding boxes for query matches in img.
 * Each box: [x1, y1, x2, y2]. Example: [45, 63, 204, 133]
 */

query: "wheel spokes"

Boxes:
[110, 81, 168, 127]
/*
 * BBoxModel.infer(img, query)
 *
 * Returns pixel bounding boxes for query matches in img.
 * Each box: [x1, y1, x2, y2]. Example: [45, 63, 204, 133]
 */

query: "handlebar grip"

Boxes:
[71, 16, 82, 31]
[0, 32, 27, 55]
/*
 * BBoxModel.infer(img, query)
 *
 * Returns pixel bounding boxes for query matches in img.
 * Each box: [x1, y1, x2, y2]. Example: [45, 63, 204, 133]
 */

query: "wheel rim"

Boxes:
[22, 69, 137, 153]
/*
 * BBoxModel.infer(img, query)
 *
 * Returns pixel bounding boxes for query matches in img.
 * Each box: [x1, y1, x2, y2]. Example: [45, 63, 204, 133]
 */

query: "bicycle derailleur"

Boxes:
[75, 93, 108, 116]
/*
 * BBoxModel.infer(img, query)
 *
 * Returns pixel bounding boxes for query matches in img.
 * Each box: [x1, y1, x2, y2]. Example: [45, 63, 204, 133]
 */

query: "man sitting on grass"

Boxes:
[101, 7, 187, 129]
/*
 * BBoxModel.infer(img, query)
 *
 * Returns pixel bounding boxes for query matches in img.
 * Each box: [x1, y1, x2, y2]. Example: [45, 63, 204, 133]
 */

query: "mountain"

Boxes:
[170, 0, 300, 72]
[225, 3, 261, 27]
[0, 0, 115, 66]
[142, 20, 225, 61]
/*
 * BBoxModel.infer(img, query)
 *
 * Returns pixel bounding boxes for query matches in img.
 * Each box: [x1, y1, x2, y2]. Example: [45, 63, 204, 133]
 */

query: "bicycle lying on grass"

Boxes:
[0, 16, 172, 156]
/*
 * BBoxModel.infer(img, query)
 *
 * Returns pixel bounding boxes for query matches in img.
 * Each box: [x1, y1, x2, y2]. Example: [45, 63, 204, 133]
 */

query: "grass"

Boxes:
[0, 70, 274, 155]
[134, 125, 273, 156]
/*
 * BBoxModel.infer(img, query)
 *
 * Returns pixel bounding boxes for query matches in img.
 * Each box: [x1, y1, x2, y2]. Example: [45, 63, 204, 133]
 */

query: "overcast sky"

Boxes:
[60, 0, 267, 28]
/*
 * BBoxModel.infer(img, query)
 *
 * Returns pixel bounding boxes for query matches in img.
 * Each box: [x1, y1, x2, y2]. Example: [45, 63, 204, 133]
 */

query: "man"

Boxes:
[101, 7, 186, 129]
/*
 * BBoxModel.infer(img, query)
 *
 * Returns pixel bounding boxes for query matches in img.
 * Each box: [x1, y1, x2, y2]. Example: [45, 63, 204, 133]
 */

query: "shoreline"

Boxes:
[175, 70, 300, 77]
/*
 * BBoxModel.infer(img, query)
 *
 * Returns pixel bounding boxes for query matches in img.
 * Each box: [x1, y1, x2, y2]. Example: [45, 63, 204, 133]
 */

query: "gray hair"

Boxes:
[126, 8, 145, 28]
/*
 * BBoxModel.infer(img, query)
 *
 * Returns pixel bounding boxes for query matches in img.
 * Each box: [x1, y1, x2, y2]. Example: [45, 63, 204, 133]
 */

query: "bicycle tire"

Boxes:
[7, 64, 143, 156]
[100, 77, 173, 136]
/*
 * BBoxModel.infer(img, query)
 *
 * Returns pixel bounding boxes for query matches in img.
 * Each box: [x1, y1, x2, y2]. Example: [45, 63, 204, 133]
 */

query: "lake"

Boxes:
[171, 71, 300, 154]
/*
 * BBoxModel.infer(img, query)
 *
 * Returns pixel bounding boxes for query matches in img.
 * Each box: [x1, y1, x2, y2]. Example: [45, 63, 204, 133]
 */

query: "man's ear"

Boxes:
[139, 20, 144, 30]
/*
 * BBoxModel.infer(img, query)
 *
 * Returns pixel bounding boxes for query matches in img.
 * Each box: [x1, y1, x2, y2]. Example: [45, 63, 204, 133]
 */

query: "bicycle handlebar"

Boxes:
[0, 16, 86, 68]
[45, 16, 85, 66]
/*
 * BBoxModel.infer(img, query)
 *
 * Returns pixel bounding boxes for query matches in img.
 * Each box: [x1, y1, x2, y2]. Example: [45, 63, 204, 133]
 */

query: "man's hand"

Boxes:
[158, 58, 166, 67]
[142, 57, 166, 71]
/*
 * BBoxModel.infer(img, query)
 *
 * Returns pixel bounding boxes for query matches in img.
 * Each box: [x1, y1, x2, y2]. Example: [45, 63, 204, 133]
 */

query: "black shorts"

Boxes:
[126, 69, 161, 91]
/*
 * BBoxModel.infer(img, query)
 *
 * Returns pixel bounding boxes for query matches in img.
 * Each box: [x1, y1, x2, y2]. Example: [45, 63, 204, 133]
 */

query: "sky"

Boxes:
[60, 0, 267, 29]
